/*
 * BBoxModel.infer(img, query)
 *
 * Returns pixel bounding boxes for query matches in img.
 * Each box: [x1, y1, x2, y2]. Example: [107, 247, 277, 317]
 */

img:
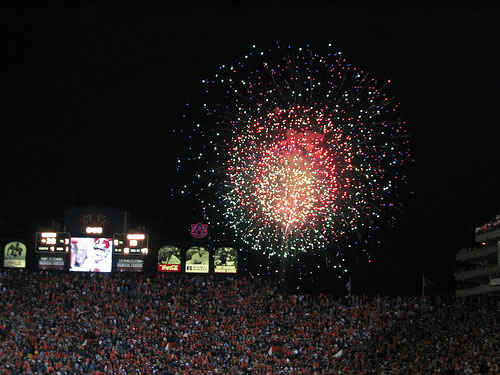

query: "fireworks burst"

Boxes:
[195, 44, 410, 258]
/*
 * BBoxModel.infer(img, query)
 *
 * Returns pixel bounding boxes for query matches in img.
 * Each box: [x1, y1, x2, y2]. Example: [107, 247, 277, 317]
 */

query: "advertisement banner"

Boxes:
[185, 246, 209, 273]
[4, 241, 27, 268]
[158, 245, 181, 272]
[38, 256, 65, 270]
[115, 257, 144, 272]
[214, 247, 238, 273]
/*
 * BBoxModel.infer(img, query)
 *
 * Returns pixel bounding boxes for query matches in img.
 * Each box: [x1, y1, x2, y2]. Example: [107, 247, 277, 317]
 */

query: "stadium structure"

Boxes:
[1, 205, 238, 275]
[455, 214, 500, 296]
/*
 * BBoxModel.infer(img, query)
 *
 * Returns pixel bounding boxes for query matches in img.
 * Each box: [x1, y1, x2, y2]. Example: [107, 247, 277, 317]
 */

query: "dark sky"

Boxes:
[2, 4, 500, 294]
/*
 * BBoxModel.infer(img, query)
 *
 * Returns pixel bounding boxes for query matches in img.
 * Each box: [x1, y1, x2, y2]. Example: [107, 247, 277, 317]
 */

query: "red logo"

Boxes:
[158, 264, 180, 272]
[190, 223, 208, 238]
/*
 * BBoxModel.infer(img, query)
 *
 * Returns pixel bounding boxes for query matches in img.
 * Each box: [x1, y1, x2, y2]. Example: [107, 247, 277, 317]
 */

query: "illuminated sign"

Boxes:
[85, 227, 103, 234]
[190, 223, 208, 238]
[127, 234, 145, 240]
[158, 245, 181, 272]
[78, 213, 110, 234]
[113, 233, 148, 255]
[214, 247, 238, 273]
[185, 246, 209, 273]
[159, 264, 181, 272]
[38, 256, 65, 270]
[116, 258, 144, 272]
[65, 206, 128, 236]
[4, 241, 27, 268]
[35, 232, 71, 253]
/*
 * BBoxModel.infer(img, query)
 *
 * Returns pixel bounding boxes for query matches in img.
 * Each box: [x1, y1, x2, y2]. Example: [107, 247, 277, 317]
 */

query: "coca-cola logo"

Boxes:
[158, 264, 180, 272]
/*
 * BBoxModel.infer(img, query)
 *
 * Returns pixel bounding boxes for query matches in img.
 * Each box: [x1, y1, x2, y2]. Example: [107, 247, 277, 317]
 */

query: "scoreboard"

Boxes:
[35, 232, 71, 253]
[31, 228, 239, 274]
[113, 233, 148, 255]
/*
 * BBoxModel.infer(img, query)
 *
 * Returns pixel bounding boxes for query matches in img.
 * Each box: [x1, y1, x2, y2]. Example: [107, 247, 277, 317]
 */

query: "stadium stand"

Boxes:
[0, 269, 498, 374]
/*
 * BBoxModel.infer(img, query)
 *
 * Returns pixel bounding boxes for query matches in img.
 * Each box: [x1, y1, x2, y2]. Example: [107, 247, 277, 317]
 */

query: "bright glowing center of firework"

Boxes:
[255, 151, 316, 230]
[252, 129, 337, 234]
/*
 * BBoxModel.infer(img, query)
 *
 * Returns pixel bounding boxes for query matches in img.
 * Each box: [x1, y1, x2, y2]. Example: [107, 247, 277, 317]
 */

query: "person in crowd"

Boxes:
[0, 269, 499, 374]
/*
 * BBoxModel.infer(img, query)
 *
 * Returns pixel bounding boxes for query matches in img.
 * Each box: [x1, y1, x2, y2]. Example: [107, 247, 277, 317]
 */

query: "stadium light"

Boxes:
[41, 232, 57, 238]
[127, 234, 145, 240]
[85, 227, 103, 234]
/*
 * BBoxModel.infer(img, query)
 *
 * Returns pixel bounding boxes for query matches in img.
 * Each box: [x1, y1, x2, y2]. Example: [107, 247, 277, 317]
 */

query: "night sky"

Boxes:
[2, 4, 500, 295]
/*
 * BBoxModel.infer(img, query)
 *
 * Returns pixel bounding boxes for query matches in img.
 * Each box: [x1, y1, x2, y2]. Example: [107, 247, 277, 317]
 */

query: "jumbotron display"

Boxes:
[195, 44, 410, 258]
[70, 237, 113, 272]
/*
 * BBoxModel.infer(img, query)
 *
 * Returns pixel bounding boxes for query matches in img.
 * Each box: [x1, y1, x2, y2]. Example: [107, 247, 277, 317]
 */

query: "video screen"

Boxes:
[70, 237, 113, 272]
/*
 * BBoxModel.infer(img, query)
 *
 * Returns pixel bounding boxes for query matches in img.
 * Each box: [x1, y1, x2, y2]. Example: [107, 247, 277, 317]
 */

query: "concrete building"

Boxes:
[455, 215, 500, 297]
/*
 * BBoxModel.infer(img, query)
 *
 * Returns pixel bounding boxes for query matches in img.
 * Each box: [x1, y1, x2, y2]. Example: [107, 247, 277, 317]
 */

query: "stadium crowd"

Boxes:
[476, 214, 500, 235]
[0, 269, 499, 374]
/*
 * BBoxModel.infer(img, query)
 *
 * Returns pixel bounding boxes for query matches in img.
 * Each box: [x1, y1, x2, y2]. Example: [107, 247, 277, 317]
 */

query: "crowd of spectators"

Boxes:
[476, 215, 500, 235]
[0, 269, 499, 374]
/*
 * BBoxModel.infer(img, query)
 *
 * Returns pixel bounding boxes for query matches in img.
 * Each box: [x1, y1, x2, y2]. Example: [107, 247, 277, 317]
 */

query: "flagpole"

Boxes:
[421, 275, 425, 298]
[346, 275, 352, 299]
[349, 275, 352, 298]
